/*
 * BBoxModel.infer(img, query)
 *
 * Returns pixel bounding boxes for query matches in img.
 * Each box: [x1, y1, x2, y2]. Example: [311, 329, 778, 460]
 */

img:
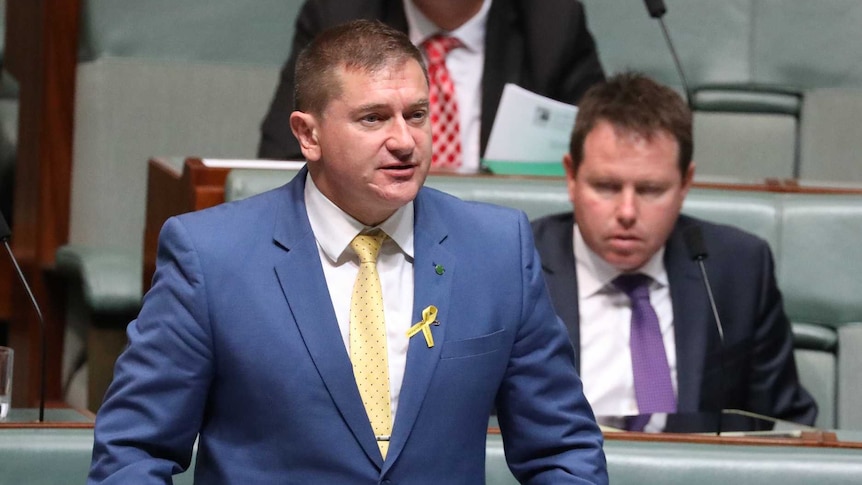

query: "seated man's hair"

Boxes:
[569, 72, 693, 175]
[294, 19, 427, 116]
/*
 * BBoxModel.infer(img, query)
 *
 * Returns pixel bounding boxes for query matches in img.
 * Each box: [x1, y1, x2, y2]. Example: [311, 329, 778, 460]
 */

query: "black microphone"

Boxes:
[0, 213, 47, 422]
[642, 0, 692, 107]
[643, 0, 667, 17]
[683, 224, 724, 435]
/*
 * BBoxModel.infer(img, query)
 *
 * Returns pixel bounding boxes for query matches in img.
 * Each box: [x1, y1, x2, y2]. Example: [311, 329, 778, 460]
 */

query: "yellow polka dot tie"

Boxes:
[349, 230, 392, 458]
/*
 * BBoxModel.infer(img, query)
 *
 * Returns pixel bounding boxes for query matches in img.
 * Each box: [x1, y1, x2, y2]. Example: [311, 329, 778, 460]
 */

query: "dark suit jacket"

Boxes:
[88, 168, 607, 484]
[258, 0, 605, 160]
[532, 212, 818, 425]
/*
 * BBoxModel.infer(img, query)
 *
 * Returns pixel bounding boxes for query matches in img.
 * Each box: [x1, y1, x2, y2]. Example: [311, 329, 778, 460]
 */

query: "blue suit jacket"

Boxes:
[532, 212, 817, 425]
[89, 169, 607, 484]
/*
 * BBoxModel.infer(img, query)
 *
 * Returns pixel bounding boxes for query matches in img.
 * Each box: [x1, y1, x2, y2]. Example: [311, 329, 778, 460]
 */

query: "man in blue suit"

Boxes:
[532, 72, 816, 426]
[88, 20, 607, 484]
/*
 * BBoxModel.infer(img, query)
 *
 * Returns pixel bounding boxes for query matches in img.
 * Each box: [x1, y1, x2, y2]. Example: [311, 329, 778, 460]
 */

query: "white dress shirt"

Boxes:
[304, 174, 415, 424]
[404, 0, 492, 174]
[574, 224, 678, 417]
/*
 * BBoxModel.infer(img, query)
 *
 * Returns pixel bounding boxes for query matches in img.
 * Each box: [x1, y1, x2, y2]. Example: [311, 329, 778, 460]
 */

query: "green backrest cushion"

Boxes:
[799, 89, 862, 183]
[753, 0, 862, 88]
[777, 194, 862, 326]
[68, 61, 280, 250]
[68, 1, 303, 249]
[78, 0, 302, 65]
[682, 188, 781, 251]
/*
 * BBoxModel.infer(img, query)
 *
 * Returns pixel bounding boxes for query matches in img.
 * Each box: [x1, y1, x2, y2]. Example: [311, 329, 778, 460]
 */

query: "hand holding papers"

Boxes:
[483, 84, 577, 176]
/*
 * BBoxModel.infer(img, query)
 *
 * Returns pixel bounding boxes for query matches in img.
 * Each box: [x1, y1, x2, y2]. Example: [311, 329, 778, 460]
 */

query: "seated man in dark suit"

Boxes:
[532, 72, 817, 425]
[258, 0, 605, 173]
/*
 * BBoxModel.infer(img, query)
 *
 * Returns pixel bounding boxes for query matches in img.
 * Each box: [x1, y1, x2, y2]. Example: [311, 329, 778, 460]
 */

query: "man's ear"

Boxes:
[562, 153, 577, 180]
[681, 161, 695, 196]
[562, 153, 579, 206]
[290, 111, 321, 162]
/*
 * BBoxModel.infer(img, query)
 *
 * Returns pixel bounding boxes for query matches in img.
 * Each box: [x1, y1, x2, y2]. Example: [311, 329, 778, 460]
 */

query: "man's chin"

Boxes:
[605, 253, 649, 273]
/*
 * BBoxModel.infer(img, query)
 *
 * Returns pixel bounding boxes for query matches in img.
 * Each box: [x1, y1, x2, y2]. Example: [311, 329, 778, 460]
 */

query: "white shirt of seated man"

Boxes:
[575, 225, 678, 424]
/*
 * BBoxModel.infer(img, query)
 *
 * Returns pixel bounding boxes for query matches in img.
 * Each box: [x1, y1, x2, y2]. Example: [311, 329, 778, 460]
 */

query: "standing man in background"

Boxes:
[258, 0, 605, 173]
[532, 72, 817, 426]
[89, 20, 607, 484]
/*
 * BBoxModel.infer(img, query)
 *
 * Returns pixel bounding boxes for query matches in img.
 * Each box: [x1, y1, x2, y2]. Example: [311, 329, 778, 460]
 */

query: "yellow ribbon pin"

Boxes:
[407, 305, 439, 348]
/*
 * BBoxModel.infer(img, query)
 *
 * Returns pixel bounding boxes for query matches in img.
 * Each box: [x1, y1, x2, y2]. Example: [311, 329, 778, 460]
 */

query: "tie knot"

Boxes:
[613, 273, 652, 301]
[422, 34, 462, 64]
[351, 230, 387, 264]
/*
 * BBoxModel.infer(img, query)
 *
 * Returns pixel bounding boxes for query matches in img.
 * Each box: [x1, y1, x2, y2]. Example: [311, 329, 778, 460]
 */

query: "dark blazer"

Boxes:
[258, 0, 605, 160]
[88, 168, 607, 484]
[532, 212, 818, 425]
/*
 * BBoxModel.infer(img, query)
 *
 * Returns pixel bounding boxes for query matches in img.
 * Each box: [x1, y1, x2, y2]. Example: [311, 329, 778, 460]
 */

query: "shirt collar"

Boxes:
[573, 223, 668, 298]
[304, 173, 415, 264]
[403, 0, 491, 53]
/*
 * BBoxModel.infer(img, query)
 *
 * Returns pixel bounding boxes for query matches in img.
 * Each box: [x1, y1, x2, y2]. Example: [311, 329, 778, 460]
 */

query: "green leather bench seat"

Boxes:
[0, 428, 195, 485]
[487, 433, 862, 485]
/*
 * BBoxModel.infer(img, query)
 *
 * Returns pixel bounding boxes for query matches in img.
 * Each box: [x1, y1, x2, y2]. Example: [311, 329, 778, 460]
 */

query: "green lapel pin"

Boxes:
[435, 264, 445, 275]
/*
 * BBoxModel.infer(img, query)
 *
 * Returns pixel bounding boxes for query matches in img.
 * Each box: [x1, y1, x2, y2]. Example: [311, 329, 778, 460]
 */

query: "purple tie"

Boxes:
[613, 273, 677, 414]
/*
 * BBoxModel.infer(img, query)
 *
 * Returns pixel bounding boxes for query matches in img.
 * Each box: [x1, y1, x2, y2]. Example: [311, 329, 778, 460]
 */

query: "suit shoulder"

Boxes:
[531, 212, 575, 234]
[172, 184, 286, 238]
[678, 214, 772, 254]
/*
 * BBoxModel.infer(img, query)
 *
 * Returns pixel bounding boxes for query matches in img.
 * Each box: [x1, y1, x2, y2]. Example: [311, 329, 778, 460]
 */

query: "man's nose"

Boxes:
[616, 189, 637, 227]
[386, 116, 416, 155]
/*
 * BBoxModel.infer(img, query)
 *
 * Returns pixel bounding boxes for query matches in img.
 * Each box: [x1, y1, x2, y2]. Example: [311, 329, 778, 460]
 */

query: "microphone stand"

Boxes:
[643, 0, 693, 108]
[2, 239, 46, 422]
[656, 18, 692, 108]
[693, 257, 724, 436]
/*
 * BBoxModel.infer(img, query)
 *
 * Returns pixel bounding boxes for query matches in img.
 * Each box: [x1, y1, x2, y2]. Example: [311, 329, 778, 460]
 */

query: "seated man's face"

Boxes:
[300, 59, 432, 226]
[566, 120, 694, 271]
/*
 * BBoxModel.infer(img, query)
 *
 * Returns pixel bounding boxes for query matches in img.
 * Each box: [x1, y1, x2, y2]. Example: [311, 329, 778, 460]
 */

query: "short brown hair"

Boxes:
[294, 19, 427, 116]
[569, 72, 693, 177]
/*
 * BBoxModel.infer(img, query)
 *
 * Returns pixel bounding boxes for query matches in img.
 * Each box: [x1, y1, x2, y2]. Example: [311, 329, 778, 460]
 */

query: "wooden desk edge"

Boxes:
[486, 426, 859, 448]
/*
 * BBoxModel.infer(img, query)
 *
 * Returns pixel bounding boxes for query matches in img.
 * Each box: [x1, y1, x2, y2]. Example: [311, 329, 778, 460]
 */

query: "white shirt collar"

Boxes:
[573, 223, 668, 299]
[304, 173, 415, 263]
[403, 0, 491, 53]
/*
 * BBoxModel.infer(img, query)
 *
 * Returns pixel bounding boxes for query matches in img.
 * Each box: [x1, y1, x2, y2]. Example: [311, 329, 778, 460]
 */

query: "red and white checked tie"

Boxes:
[422, 34, 463, 171]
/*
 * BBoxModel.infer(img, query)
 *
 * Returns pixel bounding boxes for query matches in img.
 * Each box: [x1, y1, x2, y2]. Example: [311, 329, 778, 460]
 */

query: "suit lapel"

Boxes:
[384, 191, 453, 469]
[534, 214, 581, 369]
[665, 220, 711, 412]
[272, 169, 385, 467]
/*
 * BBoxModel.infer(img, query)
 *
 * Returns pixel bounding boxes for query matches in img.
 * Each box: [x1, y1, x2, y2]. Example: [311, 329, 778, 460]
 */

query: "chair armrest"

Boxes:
[792, 322, 838, 352]
[692, 83, 802, 115]
[55, 244, 142, 317]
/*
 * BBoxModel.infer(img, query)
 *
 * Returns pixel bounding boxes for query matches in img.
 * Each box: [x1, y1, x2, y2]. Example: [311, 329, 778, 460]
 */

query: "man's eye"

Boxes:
[638, 185, 666, 196]
[593, 182, 619, 193]
[362, 114, 382, 123]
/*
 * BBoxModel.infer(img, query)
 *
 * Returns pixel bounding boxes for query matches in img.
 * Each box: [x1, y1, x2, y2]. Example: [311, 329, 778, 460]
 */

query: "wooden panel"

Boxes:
[0, 255, 11, 323]
[4, 0, 81, 406]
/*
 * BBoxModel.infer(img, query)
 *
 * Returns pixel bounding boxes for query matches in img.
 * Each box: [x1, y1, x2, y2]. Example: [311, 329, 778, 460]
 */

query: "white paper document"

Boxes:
[483, 83, 577, 176]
